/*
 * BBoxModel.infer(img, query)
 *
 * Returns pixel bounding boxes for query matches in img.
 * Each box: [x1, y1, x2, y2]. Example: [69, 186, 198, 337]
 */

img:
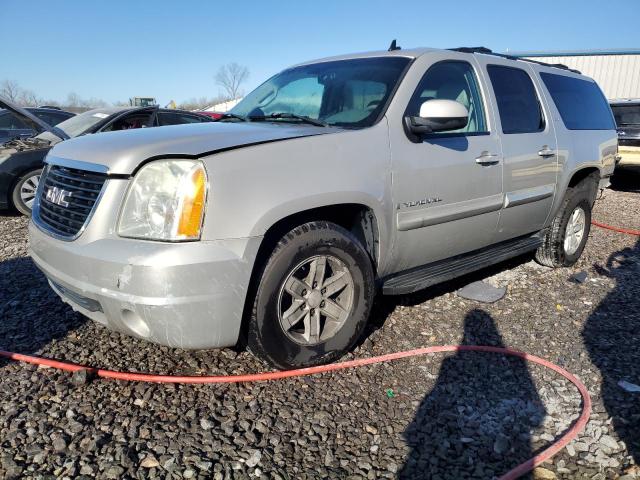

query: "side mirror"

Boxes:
[406, 99, 469, 135]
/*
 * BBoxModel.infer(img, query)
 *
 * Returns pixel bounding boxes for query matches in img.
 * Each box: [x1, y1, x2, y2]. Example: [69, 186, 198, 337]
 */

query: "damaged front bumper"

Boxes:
[29, 221, 261, 349]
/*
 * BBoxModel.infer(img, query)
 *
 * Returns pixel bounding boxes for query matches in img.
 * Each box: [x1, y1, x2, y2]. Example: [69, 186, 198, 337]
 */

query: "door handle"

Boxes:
[475, 152, 500, 165]
[538, 146, 556, 158]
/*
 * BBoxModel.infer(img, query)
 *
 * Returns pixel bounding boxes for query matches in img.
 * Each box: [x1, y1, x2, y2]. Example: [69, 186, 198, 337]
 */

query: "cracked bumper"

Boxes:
[29, 221, 261, 349]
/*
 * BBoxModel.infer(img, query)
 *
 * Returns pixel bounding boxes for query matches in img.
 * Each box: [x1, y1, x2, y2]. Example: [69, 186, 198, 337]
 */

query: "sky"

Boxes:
[1, 0, 638, 106]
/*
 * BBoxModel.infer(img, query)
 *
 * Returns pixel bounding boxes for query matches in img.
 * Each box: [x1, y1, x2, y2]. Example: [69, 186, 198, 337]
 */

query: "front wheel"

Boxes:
[12, 168, 42, 215]
[247, 221, 375, 370]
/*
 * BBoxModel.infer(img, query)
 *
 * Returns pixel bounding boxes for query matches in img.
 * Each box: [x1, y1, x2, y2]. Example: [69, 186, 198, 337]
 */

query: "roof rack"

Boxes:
[449, 47, 581, 74]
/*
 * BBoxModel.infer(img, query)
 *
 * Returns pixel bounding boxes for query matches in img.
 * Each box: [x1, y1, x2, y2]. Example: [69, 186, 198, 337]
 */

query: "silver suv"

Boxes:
[29, 46, 617, 369]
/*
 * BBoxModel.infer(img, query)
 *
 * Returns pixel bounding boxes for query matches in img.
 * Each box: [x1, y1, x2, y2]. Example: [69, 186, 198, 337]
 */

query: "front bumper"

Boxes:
[29, 221, 262, 349]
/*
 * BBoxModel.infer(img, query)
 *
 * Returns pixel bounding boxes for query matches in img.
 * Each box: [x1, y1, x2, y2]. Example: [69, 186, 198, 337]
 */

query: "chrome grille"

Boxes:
[35, 165, 107, 239]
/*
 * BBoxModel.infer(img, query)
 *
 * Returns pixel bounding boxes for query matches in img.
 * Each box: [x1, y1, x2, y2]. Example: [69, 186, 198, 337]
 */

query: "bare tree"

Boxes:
[215, 63, 249, 100]
[66, 92, 82, 108]
[178, 95, 228, 111]
[19, 89, 41, 107]
[1, 80, 21, 102]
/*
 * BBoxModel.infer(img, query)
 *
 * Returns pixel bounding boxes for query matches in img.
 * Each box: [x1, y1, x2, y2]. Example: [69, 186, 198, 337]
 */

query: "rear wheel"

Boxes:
[247, 221, 375, 370]
[535, 178, 595, 268]
[11, 168, 42, 215]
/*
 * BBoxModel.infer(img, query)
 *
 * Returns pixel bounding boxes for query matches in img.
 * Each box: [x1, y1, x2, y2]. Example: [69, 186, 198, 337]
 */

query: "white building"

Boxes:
[511, 49, 640, 100]
[204, 98, 243, 113]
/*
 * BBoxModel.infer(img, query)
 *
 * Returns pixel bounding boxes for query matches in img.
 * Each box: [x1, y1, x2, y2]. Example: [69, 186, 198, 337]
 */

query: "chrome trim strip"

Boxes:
[31, 165, 109, 242]
[504, 184, 555, 208]
[397, 193, 503, 231]
[45, 155, 110, 174]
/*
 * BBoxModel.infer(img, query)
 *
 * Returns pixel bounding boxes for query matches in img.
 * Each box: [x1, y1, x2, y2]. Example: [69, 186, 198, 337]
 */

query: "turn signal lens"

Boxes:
[177, 168, 206, 238]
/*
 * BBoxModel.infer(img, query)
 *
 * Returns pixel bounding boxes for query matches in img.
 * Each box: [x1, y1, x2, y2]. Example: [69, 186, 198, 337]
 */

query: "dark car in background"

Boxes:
[0, 99, 213, 215]
[0, 107, 74, 144]
[611, 99, 640, 174]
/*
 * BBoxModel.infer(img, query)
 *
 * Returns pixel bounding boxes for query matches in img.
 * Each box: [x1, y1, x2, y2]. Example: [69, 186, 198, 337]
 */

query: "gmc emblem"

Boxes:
[45, 186, 72, 207]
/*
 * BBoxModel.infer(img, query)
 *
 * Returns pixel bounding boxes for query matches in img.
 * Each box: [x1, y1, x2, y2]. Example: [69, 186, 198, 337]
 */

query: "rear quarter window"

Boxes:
[540, 72, 615, 130]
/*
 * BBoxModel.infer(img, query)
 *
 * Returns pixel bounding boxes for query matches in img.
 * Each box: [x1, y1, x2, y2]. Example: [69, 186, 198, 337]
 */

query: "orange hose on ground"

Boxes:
[592, 220, 640, 236]
[0, 345, 591, 480]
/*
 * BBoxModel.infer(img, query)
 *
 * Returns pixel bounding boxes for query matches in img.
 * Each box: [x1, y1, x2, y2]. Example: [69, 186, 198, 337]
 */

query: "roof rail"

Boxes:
[449, 47, 581, 74]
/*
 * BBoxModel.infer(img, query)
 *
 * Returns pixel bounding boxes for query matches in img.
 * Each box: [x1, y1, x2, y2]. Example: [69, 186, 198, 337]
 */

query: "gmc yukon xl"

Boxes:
[29, 46, 617, 369]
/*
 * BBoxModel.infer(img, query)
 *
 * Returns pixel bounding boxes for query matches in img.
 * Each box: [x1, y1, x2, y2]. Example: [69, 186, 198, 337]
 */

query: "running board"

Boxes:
[382, 234, 542, 295]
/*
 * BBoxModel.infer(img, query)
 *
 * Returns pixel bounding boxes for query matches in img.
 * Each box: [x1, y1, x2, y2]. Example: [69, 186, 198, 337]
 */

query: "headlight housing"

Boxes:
[118, 160, 207, 241]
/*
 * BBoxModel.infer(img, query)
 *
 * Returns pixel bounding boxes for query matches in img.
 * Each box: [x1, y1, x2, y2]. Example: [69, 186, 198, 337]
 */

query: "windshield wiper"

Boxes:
[214, 113, 248, 122]
[249, 113, 327, 127]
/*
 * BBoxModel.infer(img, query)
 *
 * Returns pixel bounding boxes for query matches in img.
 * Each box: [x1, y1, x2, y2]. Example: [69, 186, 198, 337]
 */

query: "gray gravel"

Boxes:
[0, 187, 639, 479]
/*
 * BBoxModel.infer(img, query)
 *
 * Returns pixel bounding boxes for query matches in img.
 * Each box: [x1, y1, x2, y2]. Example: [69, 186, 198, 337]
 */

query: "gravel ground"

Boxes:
[0, 187, 639, 480]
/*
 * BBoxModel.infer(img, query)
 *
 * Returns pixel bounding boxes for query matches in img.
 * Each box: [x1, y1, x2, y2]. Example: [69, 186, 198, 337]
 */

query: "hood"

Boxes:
[0, 96, 69, 142]
[49, 121, 341, 174]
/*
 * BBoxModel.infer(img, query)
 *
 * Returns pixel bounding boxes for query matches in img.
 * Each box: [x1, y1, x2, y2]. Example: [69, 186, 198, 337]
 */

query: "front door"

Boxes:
[389, 55, 503, 272]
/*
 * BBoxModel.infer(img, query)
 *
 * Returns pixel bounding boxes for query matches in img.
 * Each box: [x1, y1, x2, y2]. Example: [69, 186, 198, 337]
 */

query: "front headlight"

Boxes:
[118, 159, 207, 241]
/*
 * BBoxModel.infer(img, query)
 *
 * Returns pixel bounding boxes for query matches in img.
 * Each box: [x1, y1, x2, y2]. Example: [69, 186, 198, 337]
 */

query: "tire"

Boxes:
[11, 168, 42, 216]
[535, 177, 596, 268]
[247, 221, 375, 370]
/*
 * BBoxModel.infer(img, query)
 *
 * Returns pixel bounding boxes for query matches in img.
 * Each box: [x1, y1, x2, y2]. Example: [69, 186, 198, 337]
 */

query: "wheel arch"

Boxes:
[254, 203, 382, 274]
[567, 166, 601, 204]
[236, 203, 382, 349]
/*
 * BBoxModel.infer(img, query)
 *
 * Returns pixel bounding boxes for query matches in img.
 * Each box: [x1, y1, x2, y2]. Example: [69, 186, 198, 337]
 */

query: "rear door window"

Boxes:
[487, 65, 544, 134]
[540, 72, 615, 130]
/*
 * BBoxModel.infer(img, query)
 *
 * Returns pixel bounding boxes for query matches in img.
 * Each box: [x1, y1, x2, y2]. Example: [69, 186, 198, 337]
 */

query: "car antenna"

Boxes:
[388, 39, 401, 51]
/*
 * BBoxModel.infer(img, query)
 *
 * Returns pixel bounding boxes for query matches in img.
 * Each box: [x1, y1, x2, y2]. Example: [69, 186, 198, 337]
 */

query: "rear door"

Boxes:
[475, 57, 559, 242]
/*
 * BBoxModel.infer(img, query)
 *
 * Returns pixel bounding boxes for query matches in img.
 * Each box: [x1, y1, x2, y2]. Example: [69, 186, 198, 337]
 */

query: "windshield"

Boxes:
[231, 57, 411, 128]
[35, 109, 115, 142]
[611, 104, 640, 126]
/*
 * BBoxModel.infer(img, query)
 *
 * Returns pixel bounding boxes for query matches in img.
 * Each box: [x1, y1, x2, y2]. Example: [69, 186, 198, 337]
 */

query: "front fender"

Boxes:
[200, 122, 394, 271]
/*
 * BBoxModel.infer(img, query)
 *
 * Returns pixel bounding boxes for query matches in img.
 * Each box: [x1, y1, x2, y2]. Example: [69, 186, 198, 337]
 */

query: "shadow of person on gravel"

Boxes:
[0, 257, 86, 369]
[400, 309, 545, 479]
[583, 237, 640, 464]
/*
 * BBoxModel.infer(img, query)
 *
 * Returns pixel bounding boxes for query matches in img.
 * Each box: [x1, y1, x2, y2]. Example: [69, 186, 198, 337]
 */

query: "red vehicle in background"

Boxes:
[195, 111, 223, 120]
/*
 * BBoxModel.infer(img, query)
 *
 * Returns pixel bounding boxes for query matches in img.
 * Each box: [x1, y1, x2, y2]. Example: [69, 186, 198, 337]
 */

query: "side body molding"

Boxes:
[397, 193, 503, 231]
[503, 183, 555, 208]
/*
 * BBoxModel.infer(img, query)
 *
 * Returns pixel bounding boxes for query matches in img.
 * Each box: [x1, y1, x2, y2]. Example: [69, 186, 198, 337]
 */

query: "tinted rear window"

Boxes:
[487, 65, 544, 134]
[611, 104, 640, 126]
[540, 72, 615, 130]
